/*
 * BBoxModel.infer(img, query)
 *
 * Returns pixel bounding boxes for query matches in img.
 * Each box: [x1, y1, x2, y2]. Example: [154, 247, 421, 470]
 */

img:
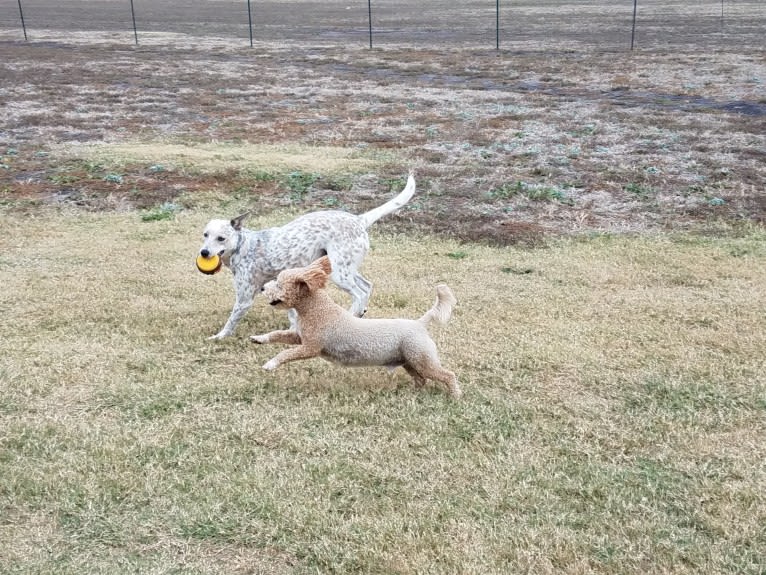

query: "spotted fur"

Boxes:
[200, 173, 415, 339]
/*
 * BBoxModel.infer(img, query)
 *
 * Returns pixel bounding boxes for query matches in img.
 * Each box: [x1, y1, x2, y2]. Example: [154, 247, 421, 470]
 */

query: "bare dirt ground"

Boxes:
[1, 1, 765, 244]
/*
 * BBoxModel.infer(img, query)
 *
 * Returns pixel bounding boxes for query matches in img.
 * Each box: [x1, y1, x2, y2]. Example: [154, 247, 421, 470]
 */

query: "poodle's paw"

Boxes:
[262, 358, 279, 371]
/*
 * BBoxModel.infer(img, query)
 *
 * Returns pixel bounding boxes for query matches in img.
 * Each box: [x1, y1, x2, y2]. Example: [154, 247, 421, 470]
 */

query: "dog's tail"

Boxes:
[358, 171, 416, 228]
[419, 284, 457, 327]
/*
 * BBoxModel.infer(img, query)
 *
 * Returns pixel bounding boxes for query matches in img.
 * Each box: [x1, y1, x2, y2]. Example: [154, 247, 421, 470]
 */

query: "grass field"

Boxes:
[1, 207, 765, 573]
[1, 7, 766, 573]
[2, 39, 764, 243]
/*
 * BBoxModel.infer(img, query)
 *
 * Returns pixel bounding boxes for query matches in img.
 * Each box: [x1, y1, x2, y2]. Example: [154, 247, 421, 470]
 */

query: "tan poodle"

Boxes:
[251, 256, 461, 398]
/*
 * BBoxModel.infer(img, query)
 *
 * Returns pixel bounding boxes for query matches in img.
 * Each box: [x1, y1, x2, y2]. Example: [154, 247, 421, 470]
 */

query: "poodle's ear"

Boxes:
[299, 259, 330, 292]
[314, 256, 332, 276]
[230, 211, 251, 231]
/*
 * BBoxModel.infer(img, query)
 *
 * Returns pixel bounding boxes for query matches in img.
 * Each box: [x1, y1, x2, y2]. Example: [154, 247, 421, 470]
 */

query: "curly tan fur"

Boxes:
[251, 257, 461, 398]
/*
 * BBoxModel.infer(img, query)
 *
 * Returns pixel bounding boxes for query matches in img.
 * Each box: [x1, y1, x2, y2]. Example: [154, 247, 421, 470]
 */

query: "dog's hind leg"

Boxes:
[326, 240, 371, 317]
[351, 273, 373, 316]
[403, 365, 427, 388]
[354, 273, 372, 295]
[408, 362, 462, 398]
[329, 267, 372, 317]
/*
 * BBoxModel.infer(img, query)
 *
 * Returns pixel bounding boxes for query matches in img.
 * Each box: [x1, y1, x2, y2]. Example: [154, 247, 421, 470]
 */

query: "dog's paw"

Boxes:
[250, 334, 268, 344]
[262, 358, 279, 371]
[352, 307, 367, 318]
[208, 332, 227, 341]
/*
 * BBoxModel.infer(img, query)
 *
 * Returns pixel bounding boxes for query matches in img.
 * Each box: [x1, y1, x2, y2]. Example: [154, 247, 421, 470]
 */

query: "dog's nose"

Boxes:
[201, 249, 210, 258]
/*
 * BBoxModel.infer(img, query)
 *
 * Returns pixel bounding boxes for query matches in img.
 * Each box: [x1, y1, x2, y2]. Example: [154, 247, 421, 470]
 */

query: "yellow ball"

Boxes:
[196, 254, 222, 275]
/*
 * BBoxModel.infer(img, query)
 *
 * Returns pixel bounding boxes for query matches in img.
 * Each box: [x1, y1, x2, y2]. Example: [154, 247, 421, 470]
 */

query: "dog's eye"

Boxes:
[216, 236, 225, 242]
[203, 232, 208, 238]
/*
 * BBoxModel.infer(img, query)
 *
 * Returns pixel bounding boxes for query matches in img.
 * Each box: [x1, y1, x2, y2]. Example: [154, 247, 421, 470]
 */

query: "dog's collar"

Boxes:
[231, 232, 243, 256]
[221, 232, 243, 267]
[229, 229, 270, 262]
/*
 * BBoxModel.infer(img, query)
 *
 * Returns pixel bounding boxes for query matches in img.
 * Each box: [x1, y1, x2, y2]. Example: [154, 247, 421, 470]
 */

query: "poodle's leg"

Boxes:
[403, 365, 427, 388]
[250, 330, 301, 345]
[410, 361, 462, 398]
[261, 345, 321, 371]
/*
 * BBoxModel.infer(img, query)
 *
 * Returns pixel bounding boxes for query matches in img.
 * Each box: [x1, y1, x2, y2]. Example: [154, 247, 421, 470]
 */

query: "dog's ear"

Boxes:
[299, 264, 329, 292]
[230, 211, 251, 231]
[314, 256, 332, 276]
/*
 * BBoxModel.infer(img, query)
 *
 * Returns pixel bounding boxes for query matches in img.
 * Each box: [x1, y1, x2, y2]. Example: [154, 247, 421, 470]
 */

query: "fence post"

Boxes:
[720, 0, 724, 31]
[367, 0, 373, 49]
[17, 0, 28, 41]
[496, 0, 500, 50]
[630, 0, 637, 50]
[129, 0, 138, 45]
[247, 0, 253, 47]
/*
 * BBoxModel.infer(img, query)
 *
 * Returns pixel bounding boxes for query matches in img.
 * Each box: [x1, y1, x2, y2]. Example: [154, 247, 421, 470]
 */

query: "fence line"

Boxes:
[15, 0, 27, 41]
[367, 0, 373, 50]
[246, 0, 253, 48]
[631, 0, 638, 50]
[128, 0, 137, 45]
[4, 1, 764, 52]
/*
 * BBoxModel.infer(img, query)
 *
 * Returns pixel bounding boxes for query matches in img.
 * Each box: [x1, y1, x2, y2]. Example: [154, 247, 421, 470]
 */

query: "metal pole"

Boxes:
[496, 0, 499, 50]
[129, 0, 138, 45]
[630, 0, 637, 50]
[720, 0, 724, 31]
[17, 0, 28, 41]
[368, 0, 373, 49]
[247, 0, 253, 47]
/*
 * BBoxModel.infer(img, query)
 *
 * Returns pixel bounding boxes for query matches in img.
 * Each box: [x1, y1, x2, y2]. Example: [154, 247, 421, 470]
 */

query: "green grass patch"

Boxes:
[624, 182, 656, 197]
[283, 170, 319, 202]
[141, 202, 181, 221]
[489, 180, 572, 204]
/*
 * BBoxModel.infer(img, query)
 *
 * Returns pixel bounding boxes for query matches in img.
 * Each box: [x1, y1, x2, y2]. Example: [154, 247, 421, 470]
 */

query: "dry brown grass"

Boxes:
[1, 206, 764, 573]
[1, 10, 765, 571]
[52, 142, 390, 175]
[1, 39, 764, 243]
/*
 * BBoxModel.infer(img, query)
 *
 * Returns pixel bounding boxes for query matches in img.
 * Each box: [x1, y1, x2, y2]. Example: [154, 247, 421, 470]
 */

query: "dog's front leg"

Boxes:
[209, 284, 256, 339]
[262, 345, 321, 371]
[250, 330, 301, 345]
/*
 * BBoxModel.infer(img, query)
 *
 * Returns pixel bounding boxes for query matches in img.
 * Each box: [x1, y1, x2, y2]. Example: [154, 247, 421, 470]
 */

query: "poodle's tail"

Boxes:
[419, 284, 457, 327]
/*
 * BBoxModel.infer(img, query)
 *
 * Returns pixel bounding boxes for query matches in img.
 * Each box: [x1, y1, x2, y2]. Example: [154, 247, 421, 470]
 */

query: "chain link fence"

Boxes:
[3, 0, 765, 50]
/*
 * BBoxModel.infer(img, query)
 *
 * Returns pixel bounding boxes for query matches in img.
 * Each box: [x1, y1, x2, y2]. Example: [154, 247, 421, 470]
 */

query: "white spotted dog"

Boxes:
[200, 172, 416, 339]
